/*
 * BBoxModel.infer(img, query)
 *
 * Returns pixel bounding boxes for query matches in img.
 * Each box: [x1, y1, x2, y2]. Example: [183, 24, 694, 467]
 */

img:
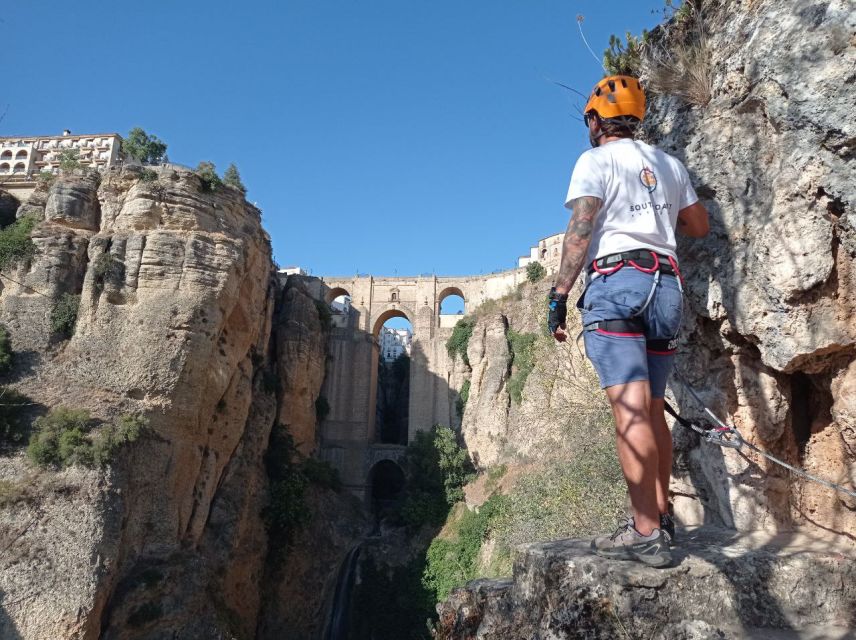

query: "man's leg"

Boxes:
[605, 380, 660, 536]
[649, 397, 672, 515]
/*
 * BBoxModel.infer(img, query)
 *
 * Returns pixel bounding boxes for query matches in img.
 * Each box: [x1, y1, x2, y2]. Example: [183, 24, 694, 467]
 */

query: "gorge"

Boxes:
[0, 0, 855, 638]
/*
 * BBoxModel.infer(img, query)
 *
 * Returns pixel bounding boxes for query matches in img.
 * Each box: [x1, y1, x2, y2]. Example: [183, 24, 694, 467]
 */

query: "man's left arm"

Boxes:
[554, 196, 603, 294]
[549, 195, 603, 341]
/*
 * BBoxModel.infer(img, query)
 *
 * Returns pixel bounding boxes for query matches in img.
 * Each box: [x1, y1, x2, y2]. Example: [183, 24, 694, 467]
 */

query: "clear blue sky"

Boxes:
[2, 1, 668, 278]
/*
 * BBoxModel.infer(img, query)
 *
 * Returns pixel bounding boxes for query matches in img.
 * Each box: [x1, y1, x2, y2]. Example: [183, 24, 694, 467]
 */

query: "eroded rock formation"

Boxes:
[640, 0, 856, 536]
[0, 166, 342, 638]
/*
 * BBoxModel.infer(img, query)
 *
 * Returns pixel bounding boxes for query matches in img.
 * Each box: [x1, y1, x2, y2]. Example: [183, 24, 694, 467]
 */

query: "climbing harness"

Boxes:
[576, 250, 683, 353]
[666, 371, 856, 501]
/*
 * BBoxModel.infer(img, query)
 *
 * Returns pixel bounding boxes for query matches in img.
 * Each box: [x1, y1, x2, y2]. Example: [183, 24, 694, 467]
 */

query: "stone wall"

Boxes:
[640, 0, 856, 536]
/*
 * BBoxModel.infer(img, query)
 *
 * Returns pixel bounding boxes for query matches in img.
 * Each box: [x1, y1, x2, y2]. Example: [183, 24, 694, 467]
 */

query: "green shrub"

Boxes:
[139, 168, 158, 183]
[92, 414, 148, 466]
[122, 128, 167, 165]
[301, 456, 341, 491]
[491, 439, 625, 547]
[37, 171, 56, 185]
[51, 293, 80, 338]
[315, 395, 330, 422]
[506, 330, 537, 404]
[525, 261, 546, 283]
[92, 252, 116, 291]
[0, 215, 38, 272]
[27, 408, 92, 467]
[401, 425, 475, 528]
[314, 299, 332, 331]
[603, 31, 648, 76]
[263, 427, 310, 555]
[58, 148, 81, 172]
[195, 161, 222, 193]
[223, 163, 246, 193]
[446, 318, 475, 365]
[422, 494, 509, 602]
[0, 387, 31, 446]
[27, 409, 146, 469]
[455, 379, 470, 419]
[0, 325, 12, 375]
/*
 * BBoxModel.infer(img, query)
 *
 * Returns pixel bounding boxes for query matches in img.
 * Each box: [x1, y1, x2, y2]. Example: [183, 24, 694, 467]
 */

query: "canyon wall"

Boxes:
[0, 168, 351, 639]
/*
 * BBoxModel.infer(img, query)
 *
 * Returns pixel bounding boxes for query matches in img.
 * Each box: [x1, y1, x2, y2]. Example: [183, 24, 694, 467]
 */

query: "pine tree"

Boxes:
[223, 163, 246, 193]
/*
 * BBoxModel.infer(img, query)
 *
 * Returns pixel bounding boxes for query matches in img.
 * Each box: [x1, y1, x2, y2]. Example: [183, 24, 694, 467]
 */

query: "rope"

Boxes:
[0, 271, 50, 297]
[669, 372, 856, 501]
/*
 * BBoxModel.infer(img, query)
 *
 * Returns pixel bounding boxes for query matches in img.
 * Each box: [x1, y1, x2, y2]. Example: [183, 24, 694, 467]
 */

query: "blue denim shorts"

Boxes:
[577, 266, 683, 398]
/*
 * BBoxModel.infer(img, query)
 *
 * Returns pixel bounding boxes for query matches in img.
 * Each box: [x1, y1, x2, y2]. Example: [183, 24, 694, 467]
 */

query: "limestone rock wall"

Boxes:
[0, 165, 332, 639]
[458, 0, 856, 539]
[639, 0, 856, 536]
[458, 280, 601, 469]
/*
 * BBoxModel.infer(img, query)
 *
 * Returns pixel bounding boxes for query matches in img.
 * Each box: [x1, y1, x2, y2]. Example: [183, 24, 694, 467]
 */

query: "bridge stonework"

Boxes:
[285, 269, 531, 499]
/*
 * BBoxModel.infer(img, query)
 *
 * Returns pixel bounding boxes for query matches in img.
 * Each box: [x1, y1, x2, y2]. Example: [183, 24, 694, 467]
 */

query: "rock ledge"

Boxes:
[436, 527, 856, 639]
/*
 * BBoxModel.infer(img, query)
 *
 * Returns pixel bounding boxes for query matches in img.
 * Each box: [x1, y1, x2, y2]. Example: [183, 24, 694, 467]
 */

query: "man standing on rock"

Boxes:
[548, 75, 709, 567]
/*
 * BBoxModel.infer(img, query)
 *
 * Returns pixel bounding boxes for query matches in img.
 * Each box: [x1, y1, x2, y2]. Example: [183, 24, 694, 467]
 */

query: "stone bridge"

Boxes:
[285, 269, 536, 500]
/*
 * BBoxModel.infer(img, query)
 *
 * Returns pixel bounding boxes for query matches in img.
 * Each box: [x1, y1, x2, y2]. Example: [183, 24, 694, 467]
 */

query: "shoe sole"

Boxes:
[593, 543, 672, 568]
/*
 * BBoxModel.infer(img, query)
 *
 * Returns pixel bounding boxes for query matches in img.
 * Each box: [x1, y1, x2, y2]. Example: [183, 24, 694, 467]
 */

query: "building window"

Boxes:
[0, 151, 11, 160]
[15, 150, 27, 159]
[12, 163, 26, 174]
[391, 292, 398, 301]
[0, 163, 10, 174]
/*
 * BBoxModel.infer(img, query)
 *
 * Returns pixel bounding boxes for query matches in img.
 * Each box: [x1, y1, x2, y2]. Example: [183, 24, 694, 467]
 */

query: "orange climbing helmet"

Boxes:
[583, 75, 646, 122]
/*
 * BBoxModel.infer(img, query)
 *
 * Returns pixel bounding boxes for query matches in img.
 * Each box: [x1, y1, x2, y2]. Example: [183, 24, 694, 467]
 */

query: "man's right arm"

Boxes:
[677, 202, 709, 237]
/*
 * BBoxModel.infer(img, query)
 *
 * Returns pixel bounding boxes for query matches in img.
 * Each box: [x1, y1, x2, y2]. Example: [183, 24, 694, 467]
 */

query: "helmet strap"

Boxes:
[588, 114, 607, 148]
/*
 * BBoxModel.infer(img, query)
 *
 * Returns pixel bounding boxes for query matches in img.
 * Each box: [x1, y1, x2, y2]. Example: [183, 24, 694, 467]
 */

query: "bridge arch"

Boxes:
[368, 458, 406, 502]
[371, 307, 412, 337]
[325, 286, 351, 304]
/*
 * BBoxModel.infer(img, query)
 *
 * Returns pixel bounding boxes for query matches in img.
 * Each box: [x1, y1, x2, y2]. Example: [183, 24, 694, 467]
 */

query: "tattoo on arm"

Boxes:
[554, 196, 602, 293]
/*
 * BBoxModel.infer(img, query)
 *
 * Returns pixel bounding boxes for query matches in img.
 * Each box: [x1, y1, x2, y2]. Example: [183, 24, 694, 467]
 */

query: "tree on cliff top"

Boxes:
[122, 128, 167, 165]
[223, 163, 246, 193]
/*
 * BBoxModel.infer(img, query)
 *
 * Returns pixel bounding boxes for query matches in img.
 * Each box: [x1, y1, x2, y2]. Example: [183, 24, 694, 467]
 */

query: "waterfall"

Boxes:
[323, 544, 362, 640]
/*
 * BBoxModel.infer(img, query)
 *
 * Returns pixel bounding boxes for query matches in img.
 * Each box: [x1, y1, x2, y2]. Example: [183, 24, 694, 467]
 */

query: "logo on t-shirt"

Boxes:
[639, 167, 658, 193]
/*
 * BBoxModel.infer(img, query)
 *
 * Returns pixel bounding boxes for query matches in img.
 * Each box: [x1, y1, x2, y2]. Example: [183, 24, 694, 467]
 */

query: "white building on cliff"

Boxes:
[379, 327, 412, 362]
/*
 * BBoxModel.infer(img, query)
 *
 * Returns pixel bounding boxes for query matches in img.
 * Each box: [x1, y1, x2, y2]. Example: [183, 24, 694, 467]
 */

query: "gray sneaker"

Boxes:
[592, 519, 672, 568]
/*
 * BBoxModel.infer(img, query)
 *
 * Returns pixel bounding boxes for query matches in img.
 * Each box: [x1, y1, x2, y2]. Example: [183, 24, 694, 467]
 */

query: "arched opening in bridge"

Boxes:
[369, 459, 406, 506]
[373, 310, 412, 446]
[326, 287, 352, 316]
[438, 287, 466, 328]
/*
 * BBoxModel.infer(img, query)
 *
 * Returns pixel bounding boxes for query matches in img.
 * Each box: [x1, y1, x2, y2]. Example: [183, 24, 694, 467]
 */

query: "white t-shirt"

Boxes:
[565, 138, 698, 262]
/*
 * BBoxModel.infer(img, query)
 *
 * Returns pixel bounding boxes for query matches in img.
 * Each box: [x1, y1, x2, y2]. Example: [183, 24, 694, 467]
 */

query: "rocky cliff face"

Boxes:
[0, 167, 338, 638]
[459, 0, 856, 540]
[639, 0, 856, 536]
[458, 279, 602, 469]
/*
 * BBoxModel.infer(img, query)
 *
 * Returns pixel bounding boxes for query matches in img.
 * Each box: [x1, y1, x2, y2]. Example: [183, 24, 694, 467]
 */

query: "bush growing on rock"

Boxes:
[27, 408, 93, 467]
[446, 318, 475, 365]
[27, 409, 147, 469]
[122, 128, 167, 165]
[223, 163, 246, 193]
[92, 252, 118, 292]
[0, 387, 32, 446]
[0, 215, 38, 273]
[422, 494, 510, 602]
[525, 261, 546, 283]
[455, 379, 470, 418]
[194, 161, 223, 193]
[400, 425, 475, 528]
[58, 148, 82, 172]
[139, 168, 158, 183]
[0, 325, 13, 374]
[507, 330, 537, 404]
[50, 293, 81, 338]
